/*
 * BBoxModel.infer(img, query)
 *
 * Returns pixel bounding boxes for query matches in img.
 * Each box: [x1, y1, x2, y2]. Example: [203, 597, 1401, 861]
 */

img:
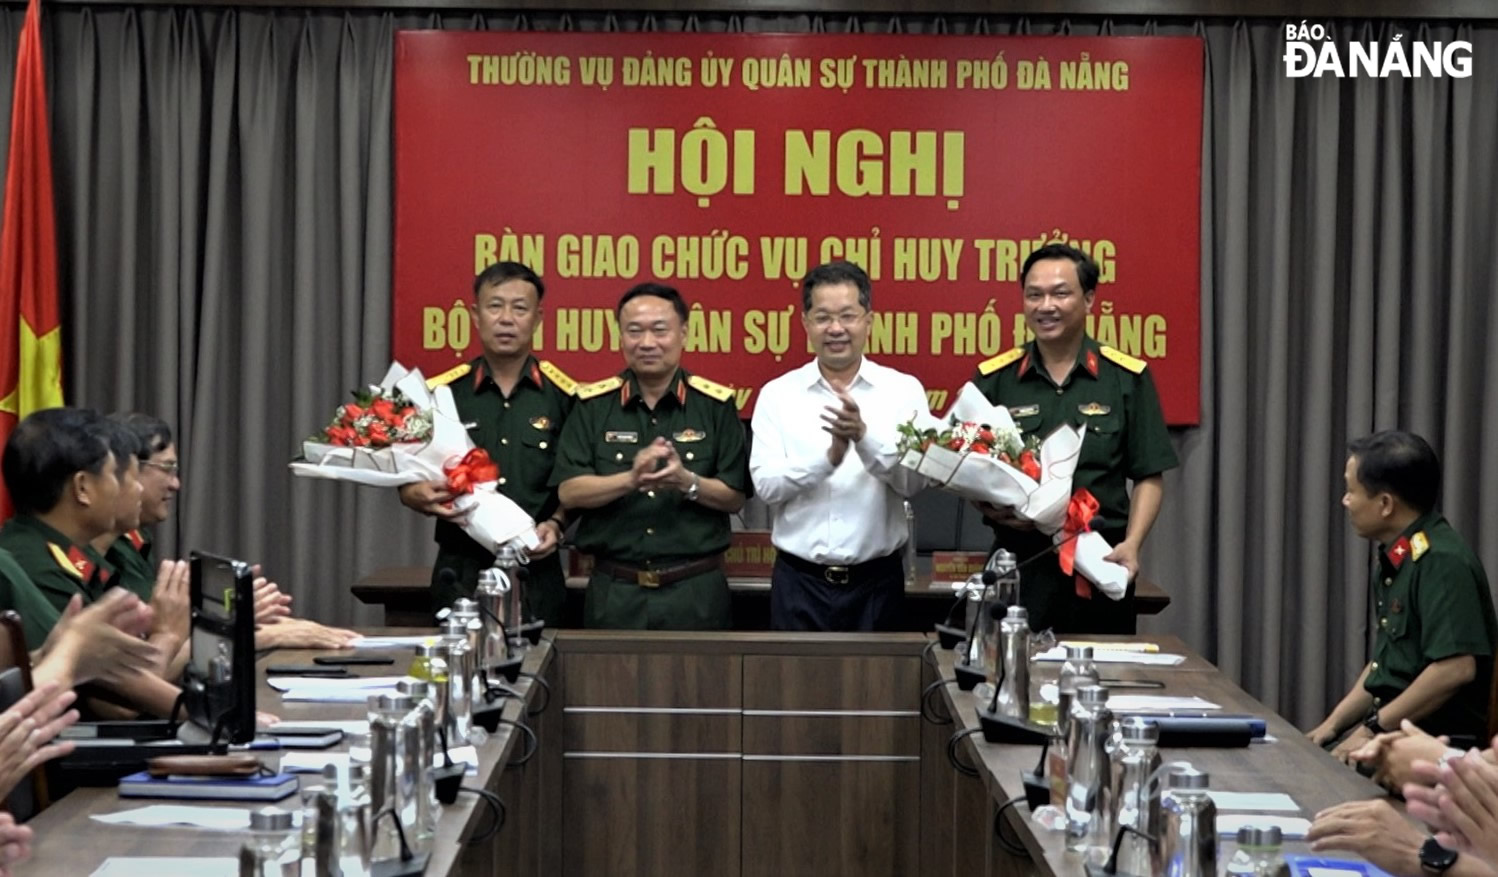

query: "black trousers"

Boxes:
[769, 552, 905, 632]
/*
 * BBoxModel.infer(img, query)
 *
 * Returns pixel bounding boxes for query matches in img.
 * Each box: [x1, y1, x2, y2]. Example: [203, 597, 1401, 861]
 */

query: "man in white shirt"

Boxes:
[750, 261, 930, 631]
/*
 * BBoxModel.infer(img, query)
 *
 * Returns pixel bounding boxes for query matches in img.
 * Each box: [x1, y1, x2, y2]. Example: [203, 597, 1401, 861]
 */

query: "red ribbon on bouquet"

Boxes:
[444, 448, 500, 494]
[1059, 489, 1100, 598]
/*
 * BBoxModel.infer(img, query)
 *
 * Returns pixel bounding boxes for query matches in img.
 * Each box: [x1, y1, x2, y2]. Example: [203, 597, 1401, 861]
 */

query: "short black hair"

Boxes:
[1021, 243, 1100, 295]
[110, 412, 173, 462]
[100, 420, 142, 473]
[2, 407, 113, 516]
[1348, 430, 1442, 514]
[800, 261, 872, 311]
[616, 283, 688, 323]
[474, 261, 545, 302]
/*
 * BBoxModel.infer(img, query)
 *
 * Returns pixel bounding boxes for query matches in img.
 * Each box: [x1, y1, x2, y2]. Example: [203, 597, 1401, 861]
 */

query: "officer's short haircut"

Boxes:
[1021, 243, 1100, 295]
[99, 420, 142, 473]
[110, 412, 173, 462]
[616, 283, 688, 324]
[800, 261, 872, 312]
[2, 407, 113, 516]
[1348, 430, 1442, 513]
[474, 261, 545, 302]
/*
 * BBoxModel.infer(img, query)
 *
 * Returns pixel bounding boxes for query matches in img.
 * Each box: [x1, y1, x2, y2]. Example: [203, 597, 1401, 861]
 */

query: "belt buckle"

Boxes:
[636, 569, 662, 589]
[824, 565, 850, 585]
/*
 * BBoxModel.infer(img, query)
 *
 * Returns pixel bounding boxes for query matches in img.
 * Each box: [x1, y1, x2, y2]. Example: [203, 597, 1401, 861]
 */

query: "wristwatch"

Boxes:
[684, 473, 701, 502]
[1363, 712, 1388, 735]
[1420, 837, 1459, 877]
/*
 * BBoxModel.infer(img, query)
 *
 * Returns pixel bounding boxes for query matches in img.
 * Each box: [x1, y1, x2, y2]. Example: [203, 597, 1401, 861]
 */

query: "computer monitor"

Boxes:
[184, 551, 257, 745]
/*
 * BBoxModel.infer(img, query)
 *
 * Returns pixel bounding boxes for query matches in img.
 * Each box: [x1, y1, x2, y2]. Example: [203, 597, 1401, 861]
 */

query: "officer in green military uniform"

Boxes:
[0, 409, 126, 624]
[972, 243, 1178, 635]
[1311, 431, 1497, 757]
[0, 547, 66, 650]
[553, 283, 750, 630]
[400, 262, 575, 622]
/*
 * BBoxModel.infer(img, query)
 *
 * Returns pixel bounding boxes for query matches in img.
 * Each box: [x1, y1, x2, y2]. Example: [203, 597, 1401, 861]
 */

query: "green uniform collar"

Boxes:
[1015, 336, 1103, 387]
[2, 514, 115, 590]
[471, 355, 546, 396]
[1380, 509, 1443, 570]
[622, 367, 691, 411]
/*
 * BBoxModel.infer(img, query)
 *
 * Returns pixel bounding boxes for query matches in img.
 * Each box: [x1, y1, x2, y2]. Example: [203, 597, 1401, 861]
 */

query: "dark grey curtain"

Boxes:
[0, 8, 1490, 726]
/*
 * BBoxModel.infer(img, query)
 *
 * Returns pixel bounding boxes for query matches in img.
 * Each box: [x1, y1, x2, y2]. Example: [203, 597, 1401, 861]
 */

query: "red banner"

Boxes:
[394, 33, 1202, 423]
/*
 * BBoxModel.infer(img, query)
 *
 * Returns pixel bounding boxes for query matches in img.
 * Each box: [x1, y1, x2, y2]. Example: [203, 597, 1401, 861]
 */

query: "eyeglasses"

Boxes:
[808, 310, 869, 329]
[142, 460, 180, 476]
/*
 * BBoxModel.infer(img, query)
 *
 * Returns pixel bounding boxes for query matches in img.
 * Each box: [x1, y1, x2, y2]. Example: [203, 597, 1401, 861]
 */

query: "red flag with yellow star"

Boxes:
[0, 0, 64, 519]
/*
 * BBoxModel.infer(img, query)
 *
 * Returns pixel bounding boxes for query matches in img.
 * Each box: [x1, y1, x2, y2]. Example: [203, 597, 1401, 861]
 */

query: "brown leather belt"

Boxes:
[594, 555, 723, 589]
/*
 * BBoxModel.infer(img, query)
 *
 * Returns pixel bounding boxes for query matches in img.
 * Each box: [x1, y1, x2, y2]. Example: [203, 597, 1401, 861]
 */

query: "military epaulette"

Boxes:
[1410, 531, 1430, 562]
[425, 362, 472, 389]
[1099, 346, 1147, 374]
[977, 349, 1025, 376]
[539, 360, 577, 396]
[48, 543, 91, 581]
[577, 376, 624, 400]
[687, 375, 734, 403]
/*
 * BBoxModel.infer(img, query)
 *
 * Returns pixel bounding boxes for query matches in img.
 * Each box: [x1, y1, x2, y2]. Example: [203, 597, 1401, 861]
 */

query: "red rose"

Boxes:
[342, 404, 365, 420]
[945, 438, 964, 451]
[970, 442, 990, 455]
[367, 423, 390, 445]
[1019, 450, 1041, 480]
[371, 398, 396, 420]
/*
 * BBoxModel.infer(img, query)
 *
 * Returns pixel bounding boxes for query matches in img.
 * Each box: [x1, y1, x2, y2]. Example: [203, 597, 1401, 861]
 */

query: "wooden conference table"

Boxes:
[352, 565, 1172, 628]
[19, 630, 1394, 877]
[21, 632, 558, 876]
[928, 636, 1389, 877]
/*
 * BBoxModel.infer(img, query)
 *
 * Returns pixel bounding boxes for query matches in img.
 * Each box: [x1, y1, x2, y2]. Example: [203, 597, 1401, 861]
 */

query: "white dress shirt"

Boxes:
[750, 357, 930, 565]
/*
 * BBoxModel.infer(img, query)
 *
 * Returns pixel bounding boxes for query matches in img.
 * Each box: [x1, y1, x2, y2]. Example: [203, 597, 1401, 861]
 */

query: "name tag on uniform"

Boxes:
[1007, 405, 1040, 418]
[1078, 402, 1111, 416]
[605, 431, 639, 443]
[673, 428, 707, 442]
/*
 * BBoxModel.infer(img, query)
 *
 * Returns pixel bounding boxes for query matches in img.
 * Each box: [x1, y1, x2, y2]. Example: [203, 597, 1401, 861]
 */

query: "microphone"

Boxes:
[951, 574, 1004, 691]
[433, 568, 458, 622]
[1011, 515, 1106, 572]
[936, 569, 997, 651]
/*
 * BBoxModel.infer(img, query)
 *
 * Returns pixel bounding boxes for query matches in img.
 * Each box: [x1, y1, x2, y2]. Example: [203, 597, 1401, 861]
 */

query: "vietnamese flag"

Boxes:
[0, 0, 64, 519]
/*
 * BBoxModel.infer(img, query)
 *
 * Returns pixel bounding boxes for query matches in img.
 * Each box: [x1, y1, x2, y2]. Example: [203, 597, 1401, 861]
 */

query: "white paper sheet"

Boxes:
[1208, 791, 1301, 812]
[267, 719, 370, 735]
[346, 635, 438, 649]
[279, 687, 401, 703]
[92, 805, 251, 830]
[280, 746, 478, 776]
[266, 675, 407, 693]
[1033, 646, 1186, 666]
[1218, 815, 1312, 839]
[1106, 695, 1221, 711]
[90, 858, 241, 876]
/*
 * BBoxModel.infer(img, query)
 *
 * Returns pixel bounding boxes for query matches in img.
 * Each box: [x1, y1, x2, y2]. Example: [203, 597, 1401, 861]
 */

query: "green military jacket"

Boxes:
[969, 336, 1178, 633]
[970, 336, 1178, 529]
[0, 547, 63, 651]
[0, 515, 115, 613]
[1363, 511, 1497, 740]
[106, 528, 157, 601]
[550, 367, 751, 566]
[429, 355, 576, 555]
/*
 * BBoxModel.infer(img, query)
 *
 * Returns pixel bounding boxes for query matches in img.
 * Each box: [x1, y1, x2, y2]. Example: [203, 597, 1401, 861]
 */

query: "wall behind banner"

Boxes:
[392, 32, 1203, 423]
[0, 9, 1493, 729]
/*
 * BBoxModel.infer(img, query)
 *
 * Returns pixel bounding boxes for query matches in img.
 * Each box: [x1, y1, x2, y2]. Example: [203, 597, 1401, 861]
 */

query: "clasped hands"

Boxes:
[630, 438, 695, 494]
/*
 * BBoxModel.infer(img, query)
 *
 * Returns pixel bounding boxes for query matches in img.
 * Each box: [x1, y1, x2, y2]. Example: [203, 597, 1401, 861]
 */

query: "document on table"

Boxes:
[267, 719, 370, 735]
[1107, 695, 1221, 711]
[1033, 646, 1186, 666]
[266, 675, 406, 693]
[1209, 791, 1300, 812]
[1218, 814, 1312, 838]
[347, 635, 439, 649]
[280, 746, 478, 775]
[92, 804, 251, 830]
[90, 858, 240, 876]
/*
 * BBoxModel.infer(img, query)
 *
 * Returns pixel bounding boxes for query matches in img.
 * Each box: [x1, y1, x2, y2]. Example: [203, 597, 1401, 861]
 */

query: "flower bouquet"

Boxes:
[896, 382, 1127, 598]
[291, 362, 540, 553]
